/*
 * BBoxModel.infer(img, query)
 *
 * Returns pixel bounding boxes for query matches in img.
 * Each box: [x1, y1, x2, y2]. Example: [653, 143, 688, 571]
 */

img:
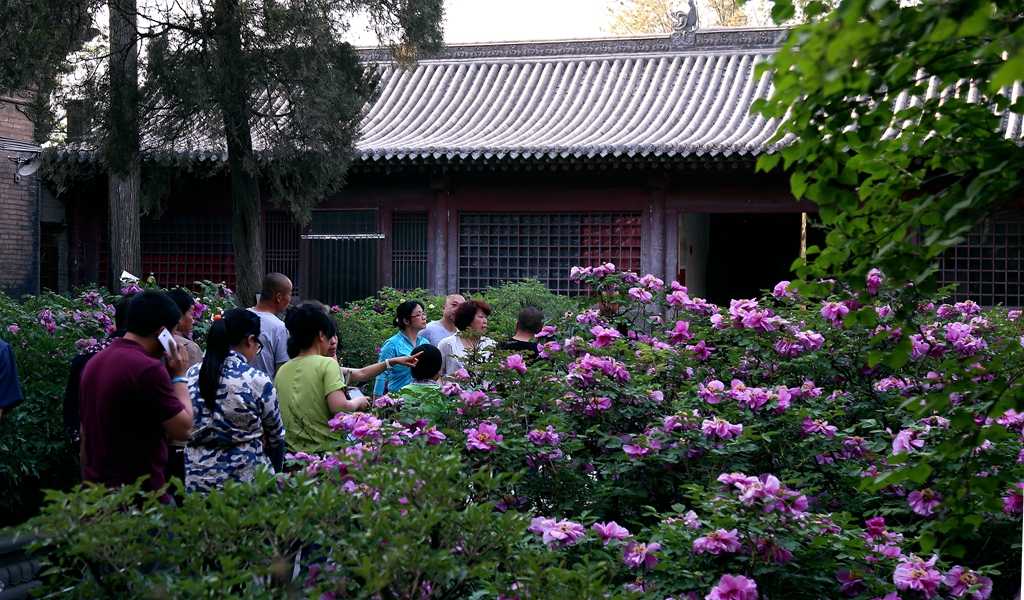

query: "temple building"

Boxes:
[7, 18, 1022, 306]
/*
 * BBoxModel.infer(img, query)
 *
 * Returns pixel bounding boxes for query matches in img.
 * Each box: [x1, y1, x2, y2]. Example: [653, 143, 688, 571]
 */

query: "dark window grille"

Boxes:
[936, 210, 1024, 307]
[458, 213, 642, 295]
[392, 213, 429, 291]
[265, 212, 300, 296]
[303, 211, 380, 305]
[141, 215, 236, 290]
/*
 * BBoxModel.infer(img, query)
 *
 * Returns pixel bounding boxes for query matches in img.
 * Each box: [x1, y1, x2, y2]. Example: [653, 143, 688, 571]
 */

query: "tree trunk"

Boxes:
[215, 0, 262, 307]
[108, 164, 141, 286]
[107, 0, 141, 290]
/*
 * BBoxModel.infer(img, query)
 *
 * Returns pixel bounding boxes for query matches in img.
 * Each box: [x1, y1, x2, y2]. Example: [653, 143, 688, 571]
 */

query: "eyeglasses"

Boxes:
[410, 312, 426, 319]
[255, 338, 264, 355]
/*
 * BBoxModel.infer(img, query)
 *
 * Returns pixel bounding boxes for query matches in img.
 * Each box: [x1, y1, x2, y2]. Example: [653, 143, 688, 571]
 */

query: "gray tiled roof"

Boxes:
[356, 29, 788, 162]
[55, 27, 790, 165]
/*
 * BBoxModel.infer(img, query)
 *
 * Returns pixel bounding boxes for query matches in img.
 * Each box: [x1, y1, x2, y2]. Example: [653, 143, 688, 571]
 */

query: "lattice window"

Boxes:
[392, 213, 428, 291]
[303, 211, 380, 305]
[936, 211, 1024, 307]
[265, 212, 300, 296]
[458, 213, 642, 294]
[141, 215, 236, 290]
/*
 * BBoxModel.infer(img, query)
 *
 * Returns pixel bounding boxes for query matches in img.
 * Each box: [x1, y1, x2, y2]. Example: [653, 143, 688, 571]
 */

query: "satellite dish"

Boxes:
[17, 157, 42, 177]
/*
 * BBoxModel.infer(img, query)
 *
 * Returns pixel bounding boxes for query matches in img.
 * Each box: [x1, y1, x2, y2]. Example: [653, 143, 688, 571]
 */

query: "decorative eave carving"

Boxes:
[356, 26, 787, 63]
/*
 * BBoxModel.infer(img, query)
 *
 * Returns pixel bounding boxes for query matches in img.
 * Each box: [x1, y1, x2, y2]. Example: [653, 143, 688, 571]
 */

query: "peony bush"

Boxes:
[13, 265, 1024, 598]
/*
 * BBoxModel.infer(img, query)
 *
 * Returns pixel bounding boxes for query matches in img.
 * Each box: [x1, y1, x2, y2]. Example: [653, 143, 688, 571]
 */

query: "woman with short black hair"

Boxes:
[185, 308, 284, 494]
[438, 299, 495, 377]
[373, 300, 430, 400]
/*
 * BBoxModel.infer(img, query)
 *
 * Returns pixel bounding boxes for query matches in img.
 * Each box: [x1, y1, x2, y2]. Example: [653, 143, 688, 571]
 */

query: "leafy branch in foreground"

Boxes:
[754, 0, 1024, 550]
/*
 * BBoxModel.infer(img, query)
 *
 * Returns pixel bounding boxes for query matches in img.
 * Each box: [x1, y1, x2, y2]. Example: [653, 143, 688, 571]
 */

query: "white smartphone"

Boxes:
[347, 387, 366, 399]
[157, 328, 177, 355]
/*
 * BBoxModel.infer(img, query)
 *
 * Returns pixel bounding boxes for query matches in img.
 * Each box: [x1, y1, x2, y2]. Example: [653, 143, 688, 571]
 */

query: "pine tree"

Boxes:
[141, 0, 444, 305]
[3, 0, 443, 304]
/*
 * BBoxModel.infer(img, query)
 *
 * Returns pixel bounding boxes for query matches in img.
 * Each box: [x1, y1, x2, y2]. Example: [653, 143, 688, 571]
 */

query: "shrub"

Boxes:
[11, 266, 1024, 598]
[22, 443, 630, 599]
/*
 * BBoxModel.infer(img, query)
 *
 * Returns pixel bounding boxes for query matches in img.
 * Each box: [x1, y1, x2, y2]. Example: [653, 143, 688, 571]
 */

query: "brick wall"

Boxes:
[0, 95, 40, 297]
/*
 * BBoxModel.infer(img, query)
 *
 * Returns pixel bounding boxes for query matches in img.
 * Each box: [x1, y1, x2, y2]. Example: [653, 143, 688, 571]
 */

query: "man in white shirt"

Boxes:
[248, 273, 292, 378]
[422, 294, 464, 346]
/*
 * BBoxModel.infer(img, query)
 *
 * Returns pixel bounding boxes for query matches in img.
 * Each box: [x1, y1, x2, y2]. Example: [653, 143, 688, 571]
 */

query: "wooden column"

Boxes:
[647, 173, 668, 281]
[66, 198, 81, 287]
[430, 175, 449, 295]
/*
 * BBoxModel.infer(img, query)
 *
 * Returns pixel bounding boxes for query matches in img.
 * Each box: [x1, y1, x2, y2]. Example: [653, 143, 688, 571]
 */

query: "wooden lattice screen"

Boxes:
[457, 213, 642, 294]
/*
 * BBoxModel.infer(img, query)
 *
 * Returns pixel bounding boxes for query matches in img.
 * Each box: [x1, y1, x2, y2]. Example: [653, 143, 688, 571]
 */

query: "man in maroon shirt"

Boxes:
[79, 291, 193, 503]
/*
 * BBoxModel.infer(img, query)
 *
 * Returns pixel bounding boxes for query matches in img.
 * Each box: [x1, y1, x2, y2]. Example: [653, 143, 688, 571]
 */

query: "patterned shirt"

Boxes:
[185, 352, 285, 494]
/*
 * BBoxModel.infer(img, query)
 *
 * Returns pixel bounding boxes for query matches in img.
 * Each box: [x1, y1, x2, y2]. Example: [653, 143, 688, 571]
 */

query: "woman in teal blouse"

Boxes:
[373, 300, 429, 399]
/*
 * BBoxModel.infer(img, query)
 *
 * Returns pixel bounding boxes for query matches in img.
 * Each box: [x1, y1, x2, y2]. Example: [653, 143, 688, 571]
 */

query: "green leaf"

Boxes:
[757, 153, 781, 173]
[991, 57, 1024, 93]
[818, 203, 838, 224]
[905, 461, 932, 484]
[791, 172, 809, 200]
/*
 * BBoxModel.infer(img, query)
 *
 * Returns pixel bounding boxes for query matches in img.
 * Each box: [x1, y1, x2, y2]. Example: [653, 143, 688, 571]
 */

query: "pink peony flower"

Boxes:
[701, 417, 743, 440]
[893, 555, 942, 599]
[622, 540, 661, 569]
[866, 268, 884, 294]
[463, 422, 503, 451]
[5, 324, 18, 334]
[628, 287, 653, 302]
[540, 519, 586, 548]
[583, 396, 612, 415]
[1002, 482, 1024, 513]
[836, 569, 867, 596]
[907, 489, 943, 516]
[942, 566, 992, 600]
[705, 574, 758, 600]
[892, 428, 925, 455]
[623, 443, 654, 459]
[692, 529, 742, 555]
[591, 521, 631, 545]
[820, 301, 850, 323]
[589, 325, 622, 348]
[526, 426, 561, 446]
[699, 380, 725, 404]
[503, 354, 528, 373]
[687, 339, 716, 361]
[773, 280, 795, 298]
[801, 417, 838, 440]
[667, 320, 694, 343]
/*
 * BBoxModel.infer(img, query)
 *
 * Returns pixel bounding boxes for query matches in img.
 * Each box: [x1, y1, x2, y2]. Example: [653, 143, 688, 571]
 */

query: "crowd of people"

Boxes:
[19, 274, 546, 504]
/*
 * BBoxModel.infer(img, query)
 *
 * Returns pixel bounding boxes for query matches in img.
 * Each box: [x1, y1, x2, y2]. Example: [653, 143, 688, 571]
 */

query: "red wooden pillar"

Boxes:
[647, 172, 668, 281]
[430, 175, 449, 296]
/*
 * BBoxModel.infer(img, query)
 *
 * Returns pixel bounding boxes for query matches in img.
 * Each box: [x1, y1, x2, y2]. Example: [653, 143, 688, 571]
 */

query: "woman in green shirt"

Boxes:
[275, 303, 417, 454]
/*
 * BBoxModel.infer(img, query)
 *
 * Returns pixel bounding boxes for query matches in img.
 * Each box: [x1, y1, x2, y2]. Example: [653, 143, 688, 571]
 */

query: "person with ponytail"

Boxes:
[373, 300, 430, 400]
[275, 302, 419, 453]
[184, 308, 285, 494]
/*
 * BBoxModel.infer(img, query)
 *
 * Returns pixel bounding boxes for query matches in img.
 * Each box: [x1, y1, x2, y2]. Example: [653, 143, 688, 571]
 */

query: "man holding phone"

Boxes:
[79, 291, 193, 504]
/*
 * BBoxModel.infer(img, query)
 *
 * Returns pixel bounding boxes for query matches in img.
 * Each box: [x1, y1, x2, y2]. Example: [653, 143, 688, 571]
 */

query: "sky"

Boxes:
[348, 0, 613, 46]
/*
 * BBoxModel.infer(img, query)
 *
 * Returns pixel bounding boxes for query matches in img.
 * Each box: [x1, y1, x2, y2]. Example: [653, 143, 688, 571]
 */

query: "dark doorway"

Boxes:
[706, 213, 805, 306]
[40, 223, 63, 292]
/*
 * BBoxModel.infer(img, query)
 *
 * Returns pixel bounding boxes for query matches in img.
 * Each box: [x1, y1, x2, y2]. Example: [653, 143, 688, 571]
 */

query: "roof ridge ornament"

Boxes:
[670, 0, 699, 48]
